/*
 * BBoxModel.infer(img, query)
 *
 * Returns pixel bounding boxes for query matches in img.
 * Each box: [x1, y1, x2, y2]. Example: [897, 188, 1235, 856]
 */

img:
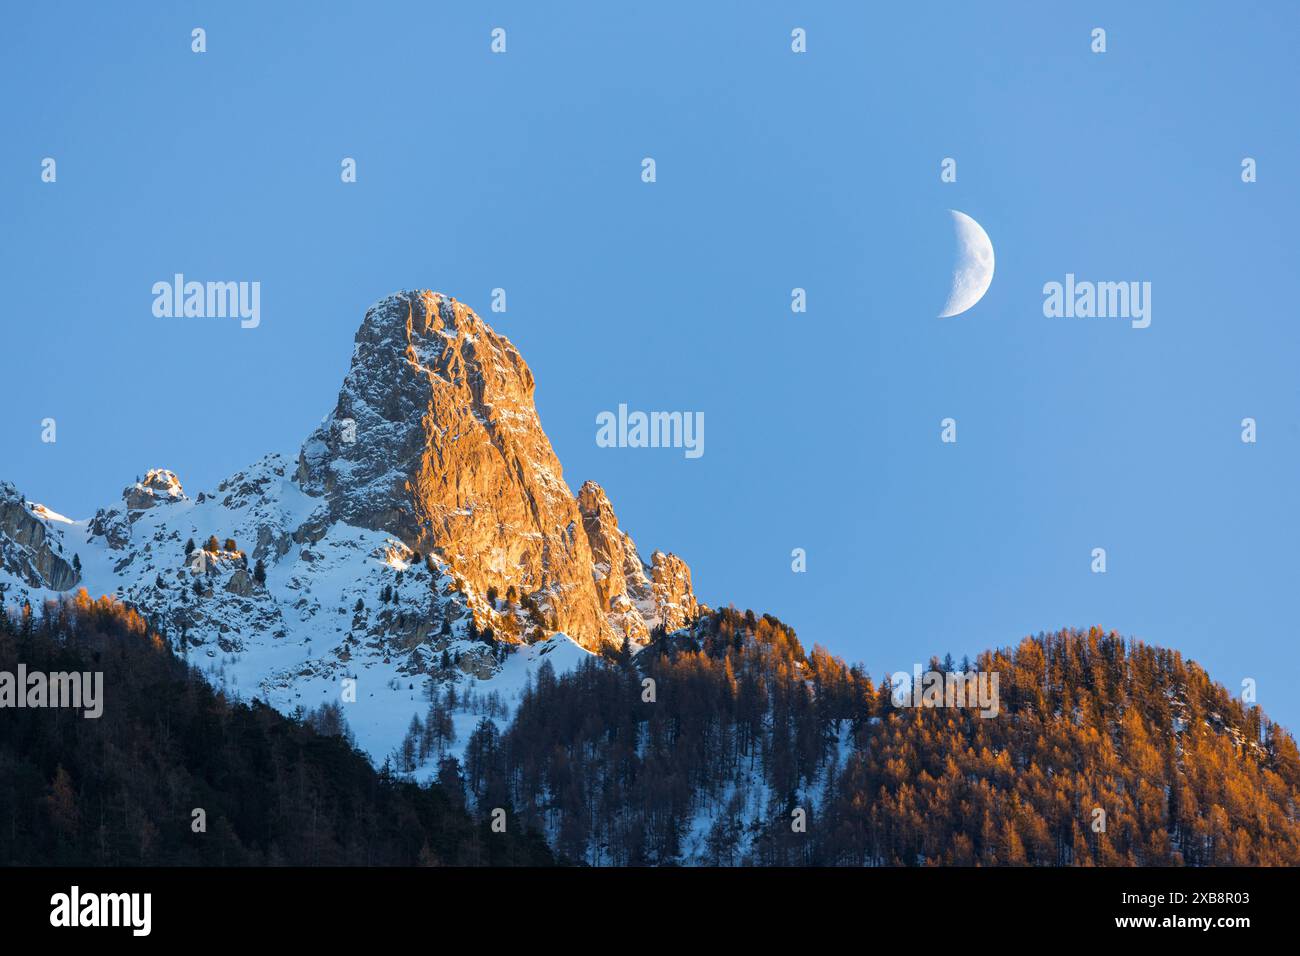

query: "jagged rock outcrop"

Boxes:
[647, 550, 698, 633]
[578, 480, 650, 642]
[86, 506, 130, 550]
[225, 568, 254, 596]
[577, 480, 697, 643]
[0, 483, 79, 592]
[124, 469, 186, 519]
[0, 287, 704, 771]
[87, 469, 187, 550]
[2, 288, 698, 662]
[296, 290, 696, 650]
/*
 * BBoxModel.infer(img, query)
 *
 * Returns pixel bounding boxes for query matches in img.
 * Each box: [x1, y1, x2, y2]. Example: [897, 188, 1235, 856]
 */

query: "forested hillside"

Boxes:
[482, 608, 1300, 865]
[6, 595, 1298, 867]
[0, 593, 555, 866]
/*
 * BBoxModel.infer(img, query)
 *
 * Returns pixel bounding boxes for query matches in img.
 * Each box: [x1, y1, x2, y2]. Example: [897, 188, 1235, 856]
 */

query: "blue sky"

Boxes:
[3, 2, 1298, 728]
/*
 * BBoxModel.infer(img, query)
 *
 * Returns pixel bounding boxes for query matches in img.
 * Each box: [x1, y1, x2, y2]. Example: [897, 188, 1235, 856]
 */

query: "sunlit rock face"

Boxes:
[296, 290, 697, 651]
[124, 469, 186, 520]
[0, 287, 704, 769]
[577, 480, 697, 644]
[1, 289, 699, 668]
[578, 479, 651, 643]
[84, 470, 188, 553]
[646, 549, 699, 635]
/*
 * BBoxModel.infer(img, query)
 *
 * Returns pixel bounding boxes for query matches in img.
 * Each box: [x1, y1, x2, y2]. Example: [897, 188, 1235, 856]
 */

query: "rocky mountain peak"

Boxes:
[0, 288, 705, 771]
[136, 468, 185, 497]
[2, 289, 700, 664]
[125, 468, 186, 515]
[294, 290, 697, 651]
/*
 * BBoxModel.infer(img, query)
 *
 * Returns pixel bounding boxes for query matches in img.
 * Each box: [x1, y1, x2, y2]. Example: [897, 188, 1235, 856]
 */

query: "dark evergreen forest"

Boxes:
[0, 593, 554, 866]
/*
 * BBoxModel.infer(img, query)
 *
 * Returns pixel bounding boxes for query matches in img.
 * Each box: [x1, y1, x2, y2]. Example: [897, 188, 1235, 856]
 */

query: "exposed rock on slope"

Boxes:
[646, 549, 698, 634]
[0, 483, 80, 592]
[86, 470, 186, 552]
[124, 468, 186, 519]
[0, 289, 699, 677]
[578, 480, 696, 642]
[0, 289, 703, 775]
[296, 290, 696, 650]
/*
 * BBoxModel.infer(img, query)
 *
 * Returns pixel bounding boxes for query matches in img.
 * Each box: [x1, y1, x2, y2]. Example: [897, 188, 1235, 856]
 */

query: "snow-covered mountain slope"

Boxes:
[3, 459, 554, 769]
[0, 290, 705, 772]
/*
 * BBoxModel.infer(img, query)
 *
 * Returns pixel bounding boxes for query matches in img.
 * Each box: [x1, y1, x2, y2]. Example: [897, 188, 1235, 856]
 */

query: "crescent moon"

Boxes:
[939, 210, 995, 317]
